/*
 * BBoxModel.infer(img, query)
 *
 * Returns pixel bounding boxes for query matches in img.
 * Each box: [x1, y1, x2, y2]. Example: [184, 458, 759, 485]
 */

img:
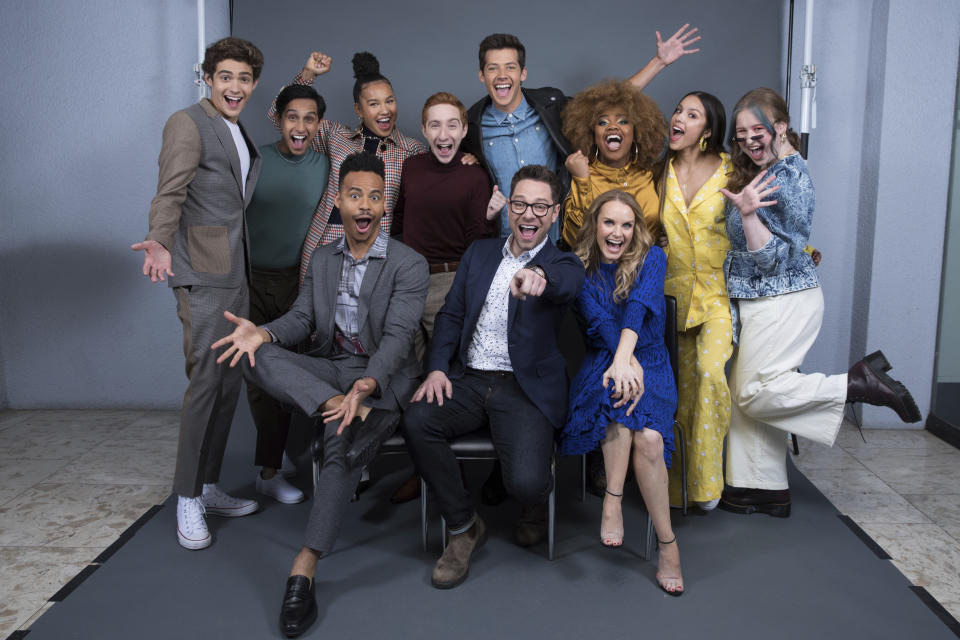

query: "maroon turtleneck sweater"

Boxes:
[391, 150, 497, 263]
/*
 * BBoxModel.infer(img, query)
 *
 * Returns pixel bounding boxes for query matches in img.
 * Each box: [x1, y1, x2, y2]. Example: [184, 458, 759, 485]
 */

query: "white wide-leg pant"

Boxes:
[726, 287, 847, 490]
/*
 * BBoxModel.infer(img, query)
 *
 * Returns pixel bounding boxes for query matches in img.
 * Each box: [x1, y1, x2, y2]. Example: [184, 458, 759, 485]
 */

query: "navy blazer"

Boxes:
[427, 238, 585, 428]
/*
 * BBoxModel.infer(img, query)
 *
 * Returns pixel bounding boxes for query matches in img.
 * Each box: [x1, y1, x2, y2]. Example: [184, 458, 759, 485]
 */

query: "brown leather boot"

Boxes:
[847, 351, 921, 423]
[431, 516, 487, 589]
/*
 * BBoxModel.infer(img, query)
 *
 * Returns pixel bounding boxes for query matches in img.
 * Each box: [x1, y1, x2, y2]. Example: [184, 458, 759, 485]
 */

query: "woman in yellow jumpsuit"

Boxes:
[656, 91, 733, 510]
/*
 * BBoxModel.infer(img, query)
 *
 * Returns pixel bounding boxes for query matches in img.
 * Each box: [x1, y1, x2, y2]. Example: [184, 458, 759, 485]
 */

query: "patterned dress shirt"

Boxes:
[332, 234, 389, 355]
[465, 235, 548, 371]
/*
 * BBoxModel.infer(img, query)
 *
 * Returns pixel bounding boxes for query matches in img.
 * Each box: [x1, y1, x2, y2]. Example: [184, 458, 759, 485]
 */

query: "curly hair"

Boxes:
[575, 190, 653, 303]
[561, 80, 667, 172]
[727, 88, 801, 193]
[202, 37, 264, 80]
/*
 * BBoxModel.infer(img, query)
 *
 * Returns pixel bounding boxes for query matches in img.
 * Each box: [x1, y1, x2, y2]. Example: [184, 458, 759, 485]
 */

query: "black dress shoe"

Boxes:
[481, 460, 508, 506]
[718, 486, 791, 518]
[344, 409, 401, 469]
[514, 503, 549, 546]
[280, 575, 317, 638]
[847, 350, 922, 423]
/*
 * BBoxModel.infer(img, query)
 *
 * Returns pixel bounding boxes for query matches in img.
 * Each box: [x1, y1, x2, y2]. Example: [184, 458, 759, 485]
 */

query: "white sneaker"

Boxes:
[256, 471, 305, 504]
[697, 498, 720, 511]
[280, 453, 297, 478]
[177, 496, 211, 550]
[201, 484, 259, 517]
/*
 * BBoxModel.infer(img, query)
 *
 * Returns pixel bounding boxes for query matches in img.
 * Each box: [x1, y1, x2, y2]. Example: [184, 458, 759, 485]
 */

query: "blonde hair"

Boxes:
[575, 190, 653, 303]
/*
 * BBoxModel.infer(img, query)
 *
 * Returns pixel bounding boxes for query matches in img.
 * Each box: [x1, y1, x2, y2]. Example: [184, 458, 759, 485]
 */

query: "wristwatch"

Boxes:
[528, 265, 547, 284]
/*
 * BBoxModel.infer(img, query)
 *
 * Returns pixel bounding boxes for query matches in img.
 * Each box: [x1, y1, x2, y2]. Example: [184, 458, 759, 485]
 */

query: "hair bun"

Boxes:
[352, 52, 380, 79]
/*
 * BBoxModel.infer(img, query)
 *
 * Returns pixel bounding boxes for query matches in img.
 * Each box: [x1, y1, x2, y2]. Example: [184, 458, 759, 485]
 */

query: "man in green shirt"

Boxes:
[246, 84, 330, 504]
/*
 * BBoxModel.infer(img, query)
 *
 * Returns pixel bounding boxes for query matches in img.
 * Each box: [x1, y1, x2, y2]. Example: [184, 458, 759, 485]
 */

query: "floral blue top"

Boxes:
[723, 153, 820, 299]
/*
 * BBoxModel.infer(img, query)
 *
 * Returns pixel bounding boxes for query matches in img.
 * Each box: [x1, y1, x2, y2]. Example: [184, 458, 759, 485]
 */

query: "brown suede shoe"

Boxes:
[431, 516, 487, 589]
[847, 351, 921, 423]
[514, 503, 548, 547]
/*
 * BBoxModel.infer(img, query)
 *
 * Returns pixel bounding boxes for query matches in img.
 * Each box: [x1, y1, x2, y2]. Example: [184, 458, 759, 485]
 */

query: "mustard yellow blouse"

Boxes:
[662, 153, 733, 329]
[562, 159, 660, 249]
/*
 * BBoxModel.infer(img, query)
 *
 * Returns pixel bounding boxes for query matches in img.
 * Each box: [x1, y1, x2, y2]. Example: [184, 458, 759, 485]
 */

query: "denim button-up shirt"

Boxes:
[723, 153, 820, 300]
[481, 95, 560, 241]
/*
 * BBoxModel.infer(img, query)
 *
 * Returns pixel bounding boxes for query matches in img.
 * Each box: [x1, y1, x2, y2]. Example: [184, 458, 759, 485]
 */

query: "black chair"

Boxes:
[309, 425, 430, 551]
[430, 428, 557, 561]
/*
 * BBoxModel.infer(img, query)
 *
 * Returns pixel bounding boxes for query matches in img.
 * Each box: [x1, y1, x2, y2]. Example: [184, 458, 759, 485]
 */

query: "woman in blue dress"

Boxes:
[560, 189, 682, 595]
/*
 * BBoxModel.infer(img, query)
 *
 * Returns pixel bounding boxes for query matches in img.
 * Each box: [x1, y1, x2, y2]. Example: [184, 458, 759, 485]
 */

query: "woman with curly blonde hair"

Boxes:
[559, 190, 682, 595]
[560, 80, 668, 247]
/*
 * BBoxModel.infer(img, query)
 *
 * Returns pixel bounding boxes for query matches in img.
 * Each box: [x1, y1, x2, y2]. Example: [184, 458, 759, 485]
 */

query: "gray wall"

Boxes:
[938, 77, 960, 384]
[0, 0, 229, 409]
[789, 0, 960, 427]
[234, 0, 784, 149]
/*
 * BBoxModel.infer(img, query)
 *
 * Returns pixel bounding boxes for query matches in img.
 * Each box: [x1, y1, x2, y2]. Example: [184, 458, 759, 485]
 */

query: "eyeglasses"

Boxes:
[509, 199, 555, 217]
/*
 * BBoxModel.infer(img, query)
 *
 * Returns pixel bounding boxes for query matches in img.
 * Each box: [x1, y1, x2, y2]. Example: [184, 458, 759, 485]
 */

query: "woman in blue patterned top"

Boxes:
[560, 190, 682, 595]
[718, 88, 920, 518]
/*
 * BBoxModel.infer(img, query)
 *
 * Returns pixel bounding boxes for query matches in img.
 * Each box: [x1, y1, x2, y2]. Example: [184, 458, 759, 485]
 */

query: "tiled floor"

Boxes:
[0, 410, 958, 636]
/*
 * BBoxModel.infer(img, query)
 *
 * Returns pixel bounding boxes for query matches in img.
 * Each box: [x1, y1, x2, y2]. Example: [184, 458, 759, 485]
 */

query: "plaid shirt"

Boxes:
[269, 72, 427, 283]
[331, 234, 389, 355]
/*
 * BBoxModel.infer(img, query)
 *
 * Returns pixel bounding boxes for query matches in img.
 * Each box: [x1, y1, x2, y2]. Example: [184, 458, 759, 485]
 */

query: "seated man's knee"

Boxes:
[503, 463, 552, 505]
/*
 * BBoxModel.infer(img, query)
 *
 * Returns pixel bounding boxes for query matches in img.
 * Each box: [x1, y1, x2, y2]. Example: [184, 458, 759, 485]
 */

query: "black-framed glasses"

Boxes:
[509, 199, 555, 217]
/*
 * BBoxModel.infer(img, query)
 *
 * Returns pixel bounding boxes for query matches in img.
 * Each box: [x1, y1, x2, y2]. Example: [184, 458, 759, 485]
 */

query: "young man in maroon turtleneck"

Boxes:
[389, 92, 501, 502]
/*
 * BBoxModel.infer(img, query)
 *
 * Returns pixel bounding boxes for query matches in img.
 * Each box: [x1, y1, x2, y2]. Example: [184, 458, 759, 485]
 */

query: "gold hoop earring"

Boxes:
[593, 146, 599, 161]
[633, 142, 639, 161]
[698, 135, 707, 152]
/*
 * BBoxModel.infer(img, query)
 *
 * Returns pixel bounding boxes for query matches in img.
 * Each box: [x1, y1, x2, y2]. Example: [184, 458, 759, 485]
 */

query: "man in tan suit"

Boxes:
[131, 37, 264, 550]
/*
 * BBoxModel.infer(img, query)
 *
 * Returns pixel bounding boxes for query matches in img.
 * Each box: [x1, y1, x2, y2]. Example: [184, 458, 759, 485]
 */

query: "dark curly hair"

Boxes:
[561, 79, 667, 171]
[202, 37, 264, 80]
[352, 52, 392, 103]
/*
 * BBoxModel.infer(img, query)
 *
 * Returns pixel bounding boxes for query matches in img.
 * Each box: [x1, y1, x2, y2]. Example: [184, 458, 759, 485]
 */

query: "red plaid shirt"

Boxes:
[269, 72, 427, 283]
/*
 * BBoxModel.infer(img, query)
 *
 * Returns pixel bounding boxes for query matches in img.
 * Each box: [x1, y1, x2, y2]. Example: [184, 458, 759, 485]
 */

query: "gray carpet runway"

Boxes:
[21, 403, 959, 639]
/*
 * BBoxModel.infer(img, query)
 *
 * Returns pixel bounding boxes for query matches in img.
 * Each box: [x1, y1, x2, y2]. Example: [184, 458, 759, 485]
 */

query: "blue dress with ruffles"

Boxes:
[559, 246, 677, 467]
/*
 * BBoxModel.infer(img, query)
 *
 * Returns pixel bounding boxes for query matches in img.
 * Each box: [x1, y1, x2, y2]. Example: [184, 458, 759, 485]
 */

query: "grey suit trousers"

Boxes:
[172, 283, 249, 497]
[242, 343, 398, 553]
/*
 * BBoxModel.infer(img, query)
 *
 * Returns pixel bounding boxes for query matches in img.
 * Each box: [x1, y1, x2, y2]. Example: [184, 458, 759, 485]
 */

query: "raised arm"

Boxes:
[627, 24, 701, 91]
[267, 51, 333, 151]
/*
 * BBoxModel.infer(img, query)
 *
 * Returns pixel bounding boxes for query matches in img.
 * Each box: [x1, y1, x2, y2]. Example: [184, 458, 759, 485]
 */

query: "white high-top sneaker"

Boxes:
[201, 484, 259, 517]
[177, 496, 211, 550]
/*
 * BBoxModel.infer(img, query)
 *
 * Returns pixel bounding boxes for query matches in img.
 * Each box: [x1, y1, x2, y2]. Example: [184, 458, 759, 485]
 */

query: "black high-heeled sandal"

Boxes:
[600, 489, 623, 548]
[656, 536, 684, 597]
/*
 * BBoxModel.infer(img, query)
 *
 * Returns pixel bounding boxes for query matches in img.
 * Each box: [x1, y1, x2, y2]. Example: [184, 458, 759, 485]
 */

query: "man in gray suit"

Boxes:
[212, 152, 428, 638]
[131, 37, 264, 550]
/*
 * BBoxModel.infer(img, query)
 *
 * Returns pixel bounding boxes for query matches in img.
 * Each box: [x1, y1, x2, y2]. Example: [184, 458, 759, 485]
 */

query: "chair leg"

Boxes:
[420, 478, 428, 552]
[643, 513, 656, 561]
[675, 420, 687, 516]
[791, 433, 800, 455]
[548, 457, 556, 561]
[579, 454, 586, 502]
[441, 515, 447, 550]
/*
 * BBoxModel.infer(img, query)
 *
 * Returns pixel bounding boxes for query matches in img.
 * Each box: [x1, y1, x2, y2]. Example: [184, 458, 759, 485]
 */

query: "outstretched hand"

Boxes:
[656, 24, 701, 65]
[510, 267, 546, 300]
[486, 185, 507, 220]
[211, 311, 267, 368]
[131, 240, 174, 283]
[411, 370, 453, 406]
[720, 170, 779, 217]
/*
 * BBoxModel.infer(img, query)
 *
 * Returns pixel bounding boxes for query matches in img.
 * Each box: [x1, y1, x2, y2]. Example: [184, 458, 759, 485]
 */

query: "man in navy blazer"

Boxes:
[403, 164, 584, 589]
